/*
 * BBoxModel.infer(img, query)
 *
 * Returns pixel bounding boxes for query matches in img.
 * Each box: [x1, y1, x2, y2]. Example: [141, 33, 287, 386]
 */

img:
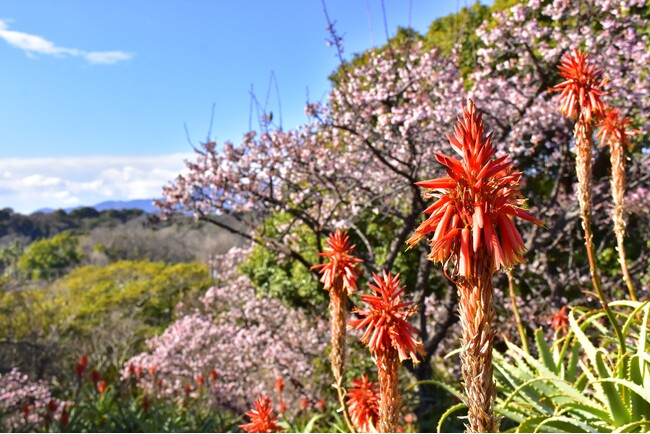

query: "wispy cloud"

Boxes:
[0, 154, 192, 214]
[0, 19, 133, 64]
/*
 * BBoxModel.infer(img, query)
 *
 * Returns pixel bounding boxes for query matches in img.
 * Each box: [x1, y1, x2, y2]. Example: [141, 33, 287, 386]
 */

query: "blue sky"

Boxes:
[0, 1, 483, 213]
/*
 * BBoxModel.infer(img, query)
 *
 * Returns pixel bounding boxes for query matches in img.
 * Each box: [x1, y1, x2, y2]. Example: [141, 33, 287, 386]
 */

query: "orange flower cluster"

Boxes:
[311, 229, 363, 293]
[595, 107, 638, 148]
[345, 375, 380, 433]
[407, 99, 542, 276]
[239, 395, 283, 433]
[550, 49, 607, 121]
[349, 270, 424, 363]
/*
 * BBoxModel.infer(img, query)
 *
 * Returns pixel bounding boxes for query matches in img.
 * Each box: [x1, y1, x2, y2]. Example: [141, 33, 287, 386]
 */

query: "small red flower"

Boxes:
[209, 368, 218, 382]
[184, 383, 192, 396]
[311, 229, 363, 294]
[300, 397, 309, 411]
[128, 363, 135, 377]
[21, 402, 30, 417]
[75, 355, 88, 379]
[90, 369, 100, 384]
[551, 306, 569, 331]
[48, 399, 58, 413]
[278, 401, 287, 413]
[97, 380, 107, 395]
[407, 99, 543, 275]
[550, 49, 607, 121]
[142, 396, 152, 413]
[239, 395, 283, 433]
[197, 373, 205, 387]
[346, 375, 380, 432]
[135, 365, 143, 379]
[349, 271, 424, 363]
[316, 399, 326, 413]
[275, 377, 284, 393]
[595, 107, 639, 149]
[60, 408, 69, 427]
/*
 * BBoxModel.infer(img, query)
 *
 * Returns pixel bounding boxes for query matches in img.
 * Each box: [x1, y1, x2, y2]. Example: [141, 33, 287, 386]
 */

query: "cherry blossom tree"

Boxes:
[157, 0, 650, 420]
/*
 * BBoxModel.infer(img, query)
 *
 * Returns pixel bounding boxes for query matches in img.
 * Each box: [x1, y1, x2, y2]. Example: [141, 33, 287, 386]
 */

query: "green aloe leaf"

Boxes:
[612, 420, 650, 433]
[627, 354, 650, 422]
[436, 402, 467, 433]
[533, 415, 600, 432]
[595, 378, 650, 408]
[595, 351, 630, 426]
[535, 328, 558, 374]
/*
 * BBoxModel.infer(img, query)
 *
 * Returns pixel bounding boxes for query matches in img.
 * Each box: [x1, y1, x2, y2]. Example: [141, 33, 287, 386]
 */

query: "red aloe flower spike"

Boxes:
[550, 306, 569, 332]
[596, 107, 639, 150]
[97, 380, 107, 395]
[350, 270, 424, 432]
[409, 99, 542, 433]
[596, 107, 641, 301]
[346, 375, 380, 433]
[551, 50, 627, 353]
[549, 49, 607, 121]
[75, 354, 88, 379]
[407, 99, 543, 275]
[311, 228, 363, 433]
[239, 395, 283, 433]
[349, 271, 424, 363]
[311, 229, 363, 294]
[60, 408, 69, 427]
[274, 377, 284, 393]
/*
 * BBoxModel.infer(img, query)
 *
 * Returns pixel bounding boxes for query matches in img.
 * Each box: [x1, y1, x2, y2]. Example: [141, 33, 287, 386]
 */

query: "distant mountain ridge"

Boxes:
[35, 199, 158, 214]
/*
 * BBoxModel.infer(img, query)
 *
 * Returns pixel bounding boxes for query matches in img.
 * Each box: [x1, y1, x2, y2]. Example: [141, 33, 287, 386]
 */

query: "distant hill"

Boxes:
[90, 199, 158, 213]
[35, 199, 158, 215]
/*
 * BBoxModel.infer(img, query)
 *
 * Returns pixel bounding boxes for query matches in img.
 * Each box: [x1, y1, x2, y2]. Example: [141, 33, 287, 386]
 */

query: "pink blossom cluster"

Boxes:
[0, 369, 65, 431]
[123, 246, 329, 415]
[471, 0, 650, 162]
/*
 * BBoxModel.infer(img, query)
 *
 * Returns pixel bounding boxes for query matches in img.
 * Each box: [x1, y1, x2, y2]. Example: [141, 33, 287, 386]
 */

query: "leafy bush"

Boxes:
[492, 301, 650, 432]
[18, 233, 82, 280]
[0, 260, 212, 379]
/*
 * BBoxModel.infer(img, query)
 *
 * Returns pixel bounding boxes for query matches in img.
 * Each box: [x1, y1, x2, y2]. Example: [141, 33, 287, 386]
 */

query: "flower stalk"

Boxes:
[596, 107, 639, 301]
[550, 49, 626, 353]
[349, 271, 424, 432]
[408, 99, 543, 432]
[312, 229, 363, 433]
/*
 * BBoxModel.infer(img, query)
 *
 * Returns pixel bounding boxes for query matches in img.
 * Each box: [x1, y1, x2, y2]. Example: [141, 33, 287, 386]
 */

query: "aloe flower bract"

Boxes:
[346, 375, 380, 433]
[350, 270, 423, 432]
[311, 229, 363, 294]
[550, 49, 607, 121]
[407, 99, 542, 276]
[239, 395, 283, 433]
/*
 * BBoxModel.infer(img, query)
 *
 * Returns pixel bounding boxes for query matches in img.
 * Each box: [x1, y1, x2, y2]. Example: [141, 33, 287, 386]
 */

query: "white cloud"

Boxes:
[84, 50, 133, 65]
[0, 19, 133, 64]
[0, 153, 193, 214]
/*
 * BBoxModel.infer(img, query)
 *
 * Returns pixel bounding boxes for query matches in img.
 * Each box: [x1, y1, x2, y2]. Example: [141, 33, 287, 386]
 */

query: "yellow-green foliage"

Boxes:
[18, 232, 83, 280]
[0, 260, 211, 357]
